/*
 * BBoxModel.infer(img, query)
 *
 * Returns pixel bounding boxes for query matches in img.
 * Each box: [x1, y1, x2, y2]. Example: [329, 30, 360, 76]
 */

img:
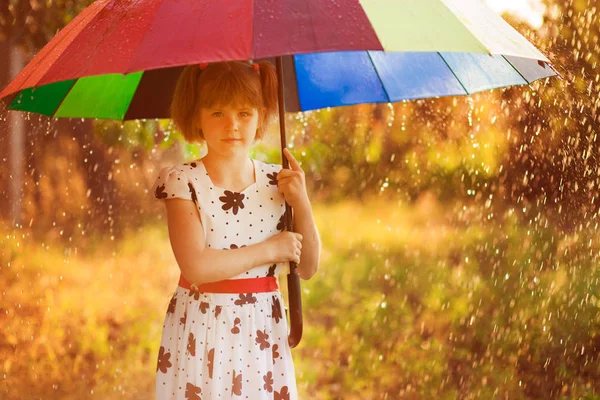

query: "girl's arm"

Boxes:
[292, 201, 321, 280]
[165, 198, 274, 285]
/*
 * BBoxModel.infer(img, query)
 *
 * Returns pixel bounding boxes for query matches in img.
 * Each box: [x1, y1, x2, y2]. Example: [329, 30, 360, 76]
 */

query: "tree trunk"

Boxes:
[0, 39, 10, 221]
[7, 43, 25, 226]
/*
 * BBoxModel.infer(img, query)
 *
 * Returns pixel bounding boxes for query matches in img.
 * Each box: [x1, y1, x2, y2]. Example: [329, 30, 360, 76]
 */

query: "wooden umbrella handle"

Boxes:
[275, 56, 303, 348]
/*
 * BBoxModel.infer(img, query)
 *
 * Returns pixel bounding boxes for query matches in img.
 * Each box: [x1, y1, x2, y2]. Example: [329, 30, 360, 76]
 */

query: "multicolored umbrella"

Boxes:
[0, 0, 557, 119]
[0, 0, 559, 348]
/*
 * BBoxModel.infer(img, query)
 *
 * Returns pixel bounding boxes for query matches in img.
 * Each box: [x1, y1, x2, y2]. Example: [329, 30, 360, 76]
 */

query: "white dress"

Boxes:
[152, 157, 298, 400]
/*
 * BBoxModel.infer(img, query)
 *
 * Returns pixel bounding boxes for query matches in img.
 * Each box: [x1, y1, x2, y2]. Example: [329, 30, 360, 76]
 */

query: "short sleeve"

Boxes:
[152, 166, 194, 201]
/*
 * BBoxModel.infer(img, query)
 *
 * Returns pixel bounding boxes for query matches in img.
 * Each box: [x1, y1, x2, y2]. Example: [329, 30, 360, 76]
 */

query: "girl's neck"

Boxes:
[202, 154, 255, 190]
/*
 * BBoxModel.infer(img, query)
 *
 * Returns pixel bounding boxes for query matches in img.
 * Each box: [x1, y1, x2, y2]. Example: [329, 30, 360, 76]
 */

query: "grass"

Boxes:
[1, 196, 599, 399]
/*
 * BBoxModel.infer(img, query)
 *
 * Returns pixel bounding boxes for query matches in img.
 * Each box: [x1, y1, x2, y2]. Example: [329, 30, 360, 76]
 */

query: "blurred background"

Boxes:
[1, 0, 599, 399]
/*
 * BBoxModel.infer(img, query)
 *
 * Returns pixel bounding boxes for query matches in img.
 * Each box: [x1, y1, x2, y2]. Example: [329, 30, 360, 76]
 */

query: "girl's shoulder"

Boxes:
[151, 160, 202, 202]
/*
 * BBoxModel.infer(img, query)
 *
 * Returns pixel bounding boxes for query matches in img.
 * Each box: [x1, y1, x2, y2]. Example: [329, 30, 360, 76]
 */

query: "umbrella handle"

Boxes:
[287, 267, 303, 348]
[275, 56, 303, 348]
[286, 204, 303, 349]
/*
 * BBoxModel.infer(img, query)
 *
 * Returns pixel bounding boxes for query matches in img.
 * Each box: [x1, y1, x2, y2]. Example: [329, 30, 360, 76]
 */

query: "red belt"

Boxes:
[178, 275, 278, 293]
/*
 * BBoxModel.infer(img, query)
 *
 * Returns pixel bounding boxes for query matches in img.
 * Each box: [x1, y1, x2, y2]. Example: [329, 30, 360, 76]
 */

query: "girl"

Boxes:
[151, 61, 321, 399]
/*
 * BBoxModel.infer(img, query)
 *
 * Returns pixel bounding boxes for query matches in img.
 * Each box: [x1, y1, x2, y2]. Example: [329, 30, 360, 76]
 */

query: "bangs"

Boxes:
[198, 69, 262, 109]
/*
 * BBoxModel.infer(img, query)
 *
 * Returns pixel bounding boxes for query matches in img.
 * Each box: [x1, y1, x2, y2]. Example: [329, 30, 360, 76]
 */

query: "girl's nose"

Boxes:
[225, 116, 239, 130]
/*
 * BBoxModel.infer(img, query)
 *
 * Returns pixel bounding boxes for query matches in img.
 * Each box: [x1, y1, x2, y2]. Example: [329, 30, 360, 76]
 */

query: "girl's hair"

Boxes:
[170, 61, 279, 143]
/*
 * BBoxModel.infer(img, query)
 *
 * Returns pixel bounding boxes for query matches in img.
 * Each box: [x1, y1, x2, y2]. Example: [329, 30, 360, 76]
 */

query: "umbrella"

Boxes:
[0, 0, 559, 348]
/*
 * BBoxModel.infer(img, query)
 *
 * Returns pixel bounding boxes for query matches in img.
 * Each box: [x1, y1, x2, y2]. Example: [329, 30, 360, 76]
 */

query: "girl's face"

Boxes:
[198, 103, 262, 155]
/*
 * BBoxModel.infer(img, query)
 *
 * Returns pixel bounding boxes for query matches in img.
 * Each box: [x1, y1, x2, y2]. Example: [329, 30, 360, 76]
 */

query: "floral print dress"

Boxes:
[152, 157, 297, 400]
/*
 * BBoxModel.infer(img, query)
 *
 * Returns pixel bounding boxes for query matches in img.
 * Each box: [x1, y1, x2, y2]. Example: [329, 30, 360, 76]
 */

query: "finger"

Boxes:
[277, 175, 292, 183]
[276, 169, 296, 181]
[283, 148, 302, 172]
[277, 168, 292, 177]
[277, 176, 294, 186]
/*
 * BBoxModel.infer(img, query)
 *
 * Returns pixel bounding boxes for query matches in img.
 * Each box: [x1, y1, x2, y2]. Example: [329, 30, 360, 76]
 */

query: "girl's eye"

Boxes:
[240, 112, 250, 117]
[212, 112, 222, 117]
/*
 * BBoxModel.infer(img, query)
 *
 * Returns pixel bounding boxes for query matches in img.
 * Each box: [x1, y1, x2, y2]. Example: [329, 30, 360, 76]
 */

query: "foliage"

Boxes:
[0, 0, 94, 50]
[294, 197, 600, 399]
[1, 198, 599, 398]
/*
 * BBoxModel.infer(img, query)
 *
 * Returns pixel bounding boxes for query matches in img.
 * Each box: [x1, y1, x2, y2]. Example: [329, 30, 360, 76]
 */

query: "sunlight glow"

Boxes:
[485, 0, 546, 29]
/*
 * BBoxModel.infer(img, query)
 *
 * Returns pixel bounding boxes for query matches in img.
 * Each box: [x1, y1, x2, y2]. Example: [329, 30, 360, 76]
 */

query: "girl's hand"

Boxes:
[277, 148, 310, 209]
[265, 231, 303, 264]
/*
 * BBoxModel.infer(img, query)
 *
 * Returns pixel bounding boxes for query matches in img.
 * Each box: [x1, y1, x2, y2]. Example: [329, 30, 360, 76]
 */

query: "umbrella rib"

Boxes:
[500, 55, 531, 85]
[366, 51, 391, 103]
[437, 52, 470, 96]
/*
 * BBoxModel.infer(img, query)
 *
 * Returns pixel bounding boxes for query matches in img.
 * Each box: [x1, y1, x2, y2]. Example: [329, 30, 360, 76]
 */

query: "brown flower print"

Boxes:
[267, 264, 277, 277]
[187, 332, 196, 356]
[275, 386, 290, 400]
[156, 346, 172, 373]
[231, 317, 241, 334]
[272, 296, 282, 324]
[180, 311, 187, 325]
[272, 344, 280, 365]
[154, 184, 168, 199]
[219, 190, 246, 215]
[267, 171, 279, 186]
[208, 348, 215, 379]
[255, 329, 271, 350]
[277, 210, 288, 231]
[214, 305, 222, 318]
[167, 295, 177, 314]
[263, 371, 274, 392]
[229, 244, 247, 250]
[234, 293, 257, 305]
[231, 370, 243, 396]
[188, 288, 201, 301]
[185, 382, 202, 400]
[199, 301, 210, 314]
[183, 162, 198, 168]
[188, 182, 198, 204]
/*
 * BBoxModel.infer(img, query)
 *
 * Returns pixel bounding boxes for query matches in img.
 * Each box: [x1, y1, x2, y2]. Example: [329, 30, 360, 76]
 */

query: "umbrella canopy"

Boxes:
[0, 0, 557, 119]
